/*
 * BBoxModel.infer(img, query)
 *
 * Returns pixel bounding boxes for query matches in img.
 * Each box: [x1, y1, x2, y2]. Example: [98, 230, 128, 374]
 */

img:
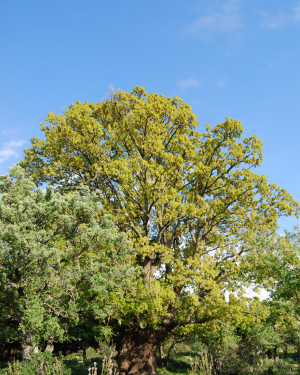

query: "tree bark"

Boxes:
[158, 343, 164, 367]
[20, 331, 33, 361]
[115, 329, 160, 375]
[45, 333, 55, 353]
[273, 346, 277, 363]
[82, 344, 87, 362]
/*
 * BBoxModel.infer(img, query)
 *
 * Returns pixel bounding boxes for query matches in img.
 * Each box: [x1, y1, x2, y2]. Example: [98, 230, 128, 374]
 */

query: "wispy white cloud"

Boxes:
[0, 140, 26, 164]
[0, 149, 18, 164]
[0, 128, 18, 136]
[178, 78, 201, 89]
[266, 61, 276, 70]
[4, 140, 26, 148]
[261, 14, 288, 29]
[217, 80, 226, 88]
[186, 1, 300, 38]
[293, 3, 300, 21]
[260, 2, 300, 29]
[187, 0, 242, 36]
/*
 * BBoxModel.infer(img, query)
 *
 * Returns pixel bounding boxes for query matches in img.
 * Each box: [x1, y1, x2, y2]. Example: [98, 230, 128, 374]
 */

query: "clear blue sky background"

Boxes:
[0, 0, 299, 230]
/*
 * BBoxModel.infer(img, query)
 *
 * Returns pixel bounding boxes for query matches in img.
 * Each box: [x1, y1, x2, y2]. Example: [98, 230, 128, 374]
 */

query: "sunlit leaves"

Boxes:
[22, 87, 299, 331]
[0, 166, 136, 345]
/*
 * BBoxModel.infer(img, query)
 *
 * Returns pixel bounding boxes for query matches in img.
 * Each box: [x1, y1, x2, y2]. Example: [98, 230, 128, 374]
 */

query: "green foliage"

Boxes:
[99, 352, 119, 375]
[188, 352, 214, 375]
[246, 229, 300, 367]
[0, 166, 137, 350]
[270, 229, 300, 311]
[0, 352, 71, 375]
[258, 357, 295, 375]
[20, 87, 300, 371]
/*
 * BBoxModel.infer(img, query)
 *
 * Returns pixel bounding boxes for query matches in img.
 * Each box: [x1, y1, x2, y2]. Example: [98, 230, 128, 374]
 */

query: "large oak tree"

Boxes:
[22, 87, 299, 374]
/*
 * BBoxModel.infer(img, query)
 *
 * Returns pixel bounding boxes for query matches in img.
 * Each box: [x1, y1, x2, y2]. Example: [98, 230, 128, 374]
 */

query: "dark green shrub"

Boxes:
[0, 351, 71, 375]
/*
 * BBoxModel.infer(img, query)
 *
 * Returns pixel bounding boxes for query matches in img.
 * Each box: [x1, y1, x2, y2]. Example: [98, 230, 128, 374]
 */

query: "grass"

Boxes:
[0, 344, 299, 374]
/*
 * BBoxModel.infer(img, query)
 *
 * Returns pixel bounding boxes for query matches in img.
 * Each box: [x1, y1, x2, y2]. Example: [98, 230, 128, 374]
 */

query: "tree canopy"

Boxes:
[0, 166, 136, 360]
[21, 87, 300, 374]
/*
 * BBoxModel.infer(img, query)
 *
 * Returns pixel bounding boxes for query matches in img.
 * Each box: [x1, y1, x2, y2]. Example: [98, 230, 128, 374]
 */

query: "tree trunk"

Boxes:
[158, 343, 164, 367]
[45, 333, 55, 353]
[115, 329, 159, 375]
[20, 331, 33, 361]
[166, 339, 177, 368]
[82, 344, 87, 362]
[273, 346, 277, 363]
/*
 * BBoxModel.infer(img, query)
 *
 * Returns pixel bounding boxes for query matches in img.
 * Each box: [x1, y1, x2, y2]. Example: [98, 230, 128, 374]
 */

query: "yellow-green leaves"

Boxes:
[21, 87, 300, 331]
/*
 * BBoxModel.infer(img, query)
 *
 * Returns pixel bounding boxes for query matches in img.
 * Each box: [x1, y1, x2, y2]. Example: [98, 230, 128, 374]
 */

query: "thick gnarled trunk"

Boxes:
[115, 329, 160, 375]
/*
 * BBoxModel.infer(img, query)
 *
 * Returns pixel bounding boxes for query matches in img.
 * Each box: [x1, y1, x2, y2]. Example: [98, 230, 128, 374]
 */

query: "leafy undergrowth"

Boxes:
[0, 345, 299, 374]
[157, 357, 191, 374]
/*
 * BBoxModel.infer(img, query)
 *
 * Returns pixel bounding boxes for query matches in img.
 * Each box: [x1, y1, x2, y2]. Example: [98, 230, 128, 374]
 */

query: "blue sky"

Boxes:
[0, 0, 299, 230]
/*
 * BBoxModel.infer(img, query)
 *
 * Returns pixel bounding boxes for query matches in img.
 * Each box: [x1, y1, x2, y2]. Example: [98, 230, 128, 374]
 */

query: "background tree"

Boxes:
[270, 230, 300, 309]
[0, 166, 136, 360]
[22, 87, 299, 374]
[265, 229, 300, 363]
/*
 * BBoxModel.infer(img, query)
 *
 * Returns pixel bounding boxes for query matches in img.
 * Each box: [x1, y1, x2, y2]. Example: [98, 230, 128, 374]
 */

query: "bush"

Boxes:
[188, 352, 215, 375]
[0, 351, 71, 375]
[262, 358, 294, 375]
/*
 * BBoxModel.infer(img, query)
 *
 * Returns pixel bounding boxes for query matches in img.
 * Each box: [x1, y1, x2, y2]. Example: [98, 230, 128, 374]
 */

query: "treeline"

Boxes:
[0, 87, 299, 375]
